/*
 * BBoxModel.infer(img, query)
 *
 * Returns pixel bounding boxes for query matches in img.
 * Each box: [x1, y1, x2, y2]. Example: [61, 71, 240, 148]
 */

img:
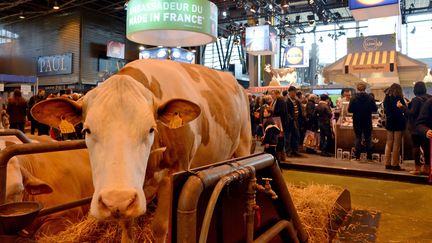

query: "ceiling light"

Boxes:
[191, 49, 196, 53]
[139, 46, 145, 51]
[268, 4, 273, 10]
[18, 11, 25, 19]
[222, 10, 227, 18]
[53, 0, 60, 10]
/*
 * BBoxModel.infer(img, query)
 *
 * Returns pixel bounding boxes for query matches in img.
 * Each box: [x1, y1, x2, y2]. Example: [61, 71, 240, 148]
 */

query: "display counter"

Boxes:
[334, 102, 411, 161]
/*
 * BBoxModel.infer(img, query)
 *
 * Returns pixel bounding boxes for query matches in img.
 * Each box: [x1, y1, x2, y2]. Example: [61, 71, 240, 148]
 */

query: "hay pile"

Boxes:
[37, 212, 154, 243]
[288, 183, 344, 243]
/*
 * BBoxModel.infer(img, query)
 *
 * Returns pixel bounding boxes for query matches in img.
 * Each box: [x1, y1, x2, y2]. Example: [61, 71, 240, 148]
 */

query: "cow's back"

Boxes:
[119, 59, 251, 169]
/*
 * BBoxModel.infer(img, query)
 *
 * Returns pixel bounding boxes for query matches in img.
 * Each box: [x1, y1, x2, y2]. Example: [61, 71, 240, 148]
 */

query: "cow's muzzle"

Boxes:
[97, 189, 143, 219]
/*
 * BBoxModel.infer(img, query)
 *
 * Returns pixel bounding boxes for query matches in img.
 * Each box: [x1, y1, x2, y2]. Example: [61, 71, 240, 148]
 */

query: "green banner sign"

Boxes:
[127, 0, 218, 47]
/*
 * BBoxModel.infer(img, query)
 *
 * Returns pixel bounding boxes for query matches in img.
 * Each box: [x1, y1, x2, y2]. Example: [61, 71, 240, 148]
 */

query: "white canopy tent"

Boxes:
[322, 51, 428, 88]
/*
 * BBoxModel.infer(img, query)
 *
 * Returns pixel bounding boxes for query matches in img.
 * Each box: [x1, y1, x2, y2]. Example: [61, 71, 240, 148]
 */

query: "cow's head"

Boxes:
[31, 75, 200, 220]
[6, 156, 53, 203]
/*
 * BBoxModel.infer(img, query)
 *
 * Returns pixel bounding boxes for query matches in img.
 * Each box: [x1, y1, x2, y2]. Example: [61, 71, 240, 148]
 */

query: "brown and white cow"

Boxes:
[4, 135, 93, 236]
[31, 59, 252, 240]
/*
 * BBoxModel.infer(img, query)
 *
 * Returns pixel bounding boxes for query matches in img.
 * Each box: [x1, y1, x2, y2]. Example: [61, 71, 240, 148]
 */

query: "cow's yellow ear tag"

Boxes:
[59, 116, 76, 134]
[168, 112, 183, 129]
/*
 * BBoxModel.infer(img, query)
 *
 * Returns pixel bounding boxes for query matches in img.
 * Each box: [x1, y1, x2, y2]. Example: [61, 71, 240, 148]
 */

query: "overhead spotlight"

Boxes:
[307, 15, 315, 26]
[318, 36, 323, 42]
[18, 11, 25, 19]
[281, 0, 289, 8]
[191, 49, 196, 53]
[410, 26, 416, 34]
[53, 0, 60, 10]
[139, 46, 145, 51]
[222, 10, 227, 18]
[268, 4, 273, 10]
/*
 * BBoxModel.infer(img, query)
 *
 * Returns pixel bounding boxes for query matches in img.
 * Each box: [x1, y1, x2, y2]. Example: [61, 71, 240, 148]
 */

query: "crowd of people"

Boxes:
[1, 88, 84, 140]
[249, 81, 432, 176]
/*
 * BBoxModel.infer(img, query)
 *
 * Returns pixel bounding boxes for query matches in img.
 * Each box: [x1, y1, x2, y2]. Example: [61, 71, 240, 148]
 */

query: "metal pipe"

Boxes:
[0, 129, 32, 143]
[253, 220, 299, 243]
[0, 140, 87, 204]
[270, 163, 308, 242]
[199, 166, 254, 243]
[246, 168, 257, 243]
[38, 196, 92, 217]
[177, 154, 275, 243]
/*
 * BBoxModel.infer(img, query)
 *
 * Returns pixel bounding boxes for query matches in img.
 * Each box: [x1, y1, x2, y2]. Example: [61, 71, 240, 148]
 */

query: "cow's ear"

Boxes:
[31, 97, 82, 129]
[157, 99, 201, 129]
[21, 167, 53, 195]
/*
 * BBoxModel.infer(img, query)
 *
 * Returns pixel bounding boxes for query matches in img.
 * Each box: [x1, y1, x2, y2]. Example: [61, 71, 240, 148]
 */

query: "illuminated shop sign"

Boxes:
[107, 41, 125, 59]
[349, 0, 398, 9]
[283, 46, 309, 68]
[127, 0, 218, 47]
[37, 53, 72, 77]
[245, 25, 277, 56]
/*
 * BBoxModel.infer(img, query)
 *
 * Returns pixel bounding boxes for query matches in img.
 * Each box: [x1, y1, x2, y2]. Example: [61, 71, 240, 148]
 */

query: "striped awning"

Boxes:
[344, 50, 397, 74]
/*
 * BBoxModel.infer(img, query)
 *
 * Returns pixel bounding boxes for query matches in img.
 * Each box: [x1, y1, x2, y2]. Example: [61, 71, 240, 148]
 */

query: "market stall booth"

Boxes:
[0, 74, 37, 102]
[322, 34, 428, 160]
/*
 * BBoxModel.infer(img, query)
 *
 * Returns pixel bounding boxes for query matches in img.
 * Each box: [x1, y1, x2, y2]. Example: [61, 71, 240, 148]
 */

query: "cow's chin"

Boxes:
[89, 190, 147, 221]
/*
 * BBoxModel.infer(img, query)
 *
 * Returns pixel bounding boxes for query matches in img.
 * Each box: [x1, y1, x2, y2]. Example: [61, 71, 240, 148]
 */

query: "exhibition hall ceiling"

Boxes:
[0, 0, 430, 27]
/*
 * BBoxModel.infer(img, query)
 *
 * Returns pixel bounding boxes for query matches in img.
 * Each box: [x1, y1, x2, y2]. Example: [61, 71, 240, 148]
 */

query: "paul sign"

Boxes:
[37, 53, 73, 76]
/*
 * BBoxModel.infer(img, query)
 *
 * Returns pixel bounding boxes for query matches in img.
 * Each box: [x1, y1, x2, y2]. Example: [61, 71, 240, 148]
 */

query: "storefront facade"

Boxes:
[0, 10, 140, 92]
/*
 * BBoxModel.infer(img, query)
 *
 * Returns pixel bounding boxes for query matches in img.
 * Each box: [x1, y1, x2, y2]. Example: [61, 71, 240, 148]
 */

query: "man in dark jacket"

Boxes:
[406, 81, 431, 174]
[348, 82, 377, 161]
[416, 98, 432, 175]
[314, 94, 333, 156]
[286, 86, 303, 156]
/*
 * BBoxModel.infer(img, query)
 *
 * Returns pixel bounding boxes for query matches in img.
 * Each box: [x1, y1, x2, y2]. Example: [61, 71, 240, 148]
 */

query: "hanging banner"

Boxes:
[283, 46, 309, 68]
[347, 34, 396, 53]
[350, 0, 400, 20]
[245, 25, 277, 56]
[127, 0, 218, 47]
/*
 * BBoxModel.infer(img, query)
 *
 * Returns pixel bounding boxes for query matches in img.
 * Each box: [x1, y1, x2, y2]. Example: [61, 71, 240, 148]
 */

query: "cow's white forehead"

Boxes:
[82, 75, 156, 133]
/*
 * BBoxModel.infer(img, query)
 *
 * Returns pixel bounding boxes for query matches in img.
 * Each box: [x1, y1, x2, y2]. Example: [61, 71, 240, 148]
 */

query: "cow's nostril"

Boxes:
[98, 195, 109, 210]
[126, 193, 137, 210]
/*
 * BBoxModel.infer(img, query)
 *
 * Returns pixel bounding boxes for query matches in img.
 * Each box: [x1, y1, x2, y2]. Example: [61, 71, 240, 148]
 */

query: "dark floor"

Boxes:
[254, 144, 430, 184]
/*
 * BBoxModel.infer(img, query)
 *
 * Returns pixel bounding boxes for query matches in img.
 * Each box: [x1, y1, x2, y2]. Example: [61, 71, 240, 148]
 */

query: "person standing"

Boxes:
[416, 98, 432, 176]
[7, 89, 28, 132]
[348, 82, 377, 161]
[271, 90, 289, 161]
[314, 94, 333, 156]
[286, 86, 303, 157]
[406, 81, 431, 174]
[383, 83, 406, 170]
[28, 89, 50, 135]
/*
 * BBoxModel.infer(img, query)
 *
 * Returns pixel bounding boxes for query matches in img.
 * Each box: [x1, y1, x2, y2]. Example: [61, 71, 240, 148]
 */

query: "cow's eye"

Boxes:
[82, 128, 91, 135]
[149, 128, 155, 134]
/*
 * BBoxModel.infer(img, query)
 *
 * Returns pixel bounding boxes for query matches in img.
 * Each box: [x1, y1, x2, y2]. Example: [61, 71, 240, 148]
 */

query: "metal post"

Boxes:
[215, 41, 224, 70]
[0, 140, 87, 204]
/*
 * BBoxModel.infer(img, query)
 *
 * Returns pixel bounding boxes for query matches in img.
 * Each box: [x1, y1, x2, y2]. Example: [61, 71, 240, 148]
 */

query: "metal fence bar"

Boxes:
[0, 129, 32, 144]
